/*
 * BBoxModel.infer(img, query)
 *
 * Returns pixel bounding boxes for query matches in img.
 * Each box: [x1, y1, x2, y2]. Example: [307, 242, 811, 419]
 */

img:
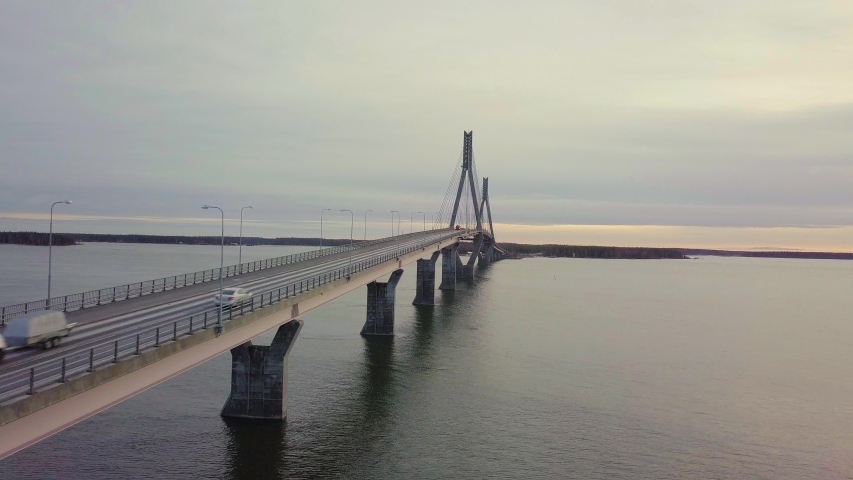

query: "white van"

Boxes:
[3, 311, 76, 350]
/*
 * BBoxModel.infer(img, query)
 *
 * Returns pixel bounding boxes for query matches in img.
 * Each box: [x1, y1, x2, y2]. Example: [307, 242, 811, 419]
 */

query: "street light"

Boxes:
[341, 209, 354, 273]
[320, 208, 331, 250]
[410, 211, 417, 234]
[47, 200, 72, 306]
[390, 211, 399, 237]
[238, 205, 254, 270]
[363, 209, 372, 240]
[202, 205, 225, 330]
[419, 211, 426, 232]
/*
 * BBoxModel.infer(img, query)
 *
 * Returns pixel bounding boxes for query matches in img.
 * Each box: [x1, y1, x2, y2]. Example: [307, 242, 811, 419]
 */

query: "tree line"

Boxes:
[680, 248, 853, 260]
[0, 232, 359, 247]
[0, 231, 77, 246]
[496, 243, 688, 259]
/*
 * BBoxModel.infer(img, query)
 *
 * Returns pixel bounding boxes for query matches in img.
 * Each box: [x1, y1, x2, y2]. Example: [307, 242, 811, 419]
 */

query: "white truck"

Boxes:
[2, 311, 76, 351]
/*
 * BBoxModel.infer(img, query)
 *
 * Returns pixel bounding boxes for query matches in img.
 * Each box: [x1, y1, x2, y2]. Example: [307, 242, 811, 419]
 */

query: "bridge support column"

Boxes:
[457, 250, 474, 280]
[413, 251, 440, 305]
[221, 319, 303, 420]
[439, 244, 458, 290]
[361, 269, 404, 336]
[478, 243, 495, 267]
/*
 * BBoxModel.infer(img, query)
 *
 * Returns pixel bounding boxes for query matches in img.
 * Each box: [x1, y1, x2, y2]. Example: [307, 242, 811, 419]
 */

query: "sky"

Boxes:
[1, 1, 852, 250]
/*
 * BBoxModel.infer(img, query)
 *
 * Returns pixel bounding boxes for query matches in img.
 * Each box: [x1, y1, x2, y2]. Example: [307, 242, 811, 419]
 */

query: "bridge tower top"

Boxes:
[448, 131, 483, 231]
[462, 131, 473, 169]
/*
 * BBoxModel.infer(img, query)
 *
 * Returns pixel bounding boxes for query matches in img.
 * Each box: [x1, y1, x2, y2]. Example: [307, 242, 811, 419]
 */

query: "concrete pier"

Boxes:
[478, 243, 495, 267]
[221, 319, 303, 420]
[439, 244, 458, 290]
[361, 269, 404, 336]
[413, 251, 440, 305]
[457, 251, 474, 280]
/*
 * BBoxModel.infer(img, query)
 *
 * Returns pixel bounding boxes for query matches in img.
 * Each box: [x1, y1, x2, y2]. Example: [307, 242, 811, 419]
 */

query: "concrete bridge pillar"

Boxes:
[221, 318, 303, 420]
[361, 269, 404, 336]
[478, 243, 495, 267]
[413, 251, 440, 305]
[457, 251, 474, 280]
[439, 244, 458, 290]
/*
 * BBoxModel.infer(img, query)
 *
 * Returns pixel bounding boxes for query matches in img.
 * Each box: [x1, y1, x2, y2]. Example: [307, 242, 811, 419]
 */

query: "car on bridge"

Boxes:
[214, 288, 252, 308]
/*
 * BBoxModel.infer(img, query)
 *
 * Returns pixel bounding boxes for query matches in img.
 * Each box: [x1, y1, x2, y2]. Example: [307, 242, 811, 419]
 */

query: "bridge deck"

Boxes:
[0, 230, 463, 376]
[0, 230, 466, 459]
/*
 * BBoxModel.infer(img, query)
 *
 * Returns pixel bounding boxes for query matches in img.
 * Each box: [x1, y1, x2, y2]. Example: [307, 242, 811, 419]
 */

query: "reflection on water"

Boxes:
[359, 337, 396, 427]
[410, 306, 436, 363]
[223, 420, 286, 480]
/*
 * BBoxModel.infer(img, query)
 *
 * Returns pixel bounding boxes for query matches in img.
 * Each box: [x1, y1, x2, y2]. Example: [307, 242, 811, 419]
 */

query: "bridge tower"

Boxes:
[447, 131, 483, 232]
[478, 177, 497, 266]
[445, 131, 486, 280]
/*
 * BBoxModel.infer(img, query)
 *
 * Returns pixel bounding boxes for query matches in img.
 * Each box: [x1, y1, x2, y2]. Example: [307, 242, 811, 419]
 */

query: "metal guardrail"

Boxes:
[0, 230, 446, 325]
[0, 230, 463, 403]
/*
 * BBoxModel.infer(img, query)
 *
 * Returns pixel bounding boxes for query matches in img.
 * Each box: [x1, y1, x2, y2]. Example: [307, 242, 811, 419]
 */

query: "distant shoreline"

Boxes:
[2, 231, 852, 260]
[0, 231, 357, 248]
[679, 248, 853, 260]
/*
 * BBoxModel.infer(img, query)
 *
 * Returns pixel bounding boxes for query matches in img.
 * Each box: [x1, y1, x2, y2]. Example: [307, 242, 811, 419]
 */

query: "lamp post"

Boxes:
[363, 209, 372, 240]
[419, 211, 426, 232]
[47, 200, 72, 306]
[390, 211, 398, 237]
[341, 209, 354, 273]
[410, 211, 417, 234]
[320, 208, 331, 250]
[238, 205, 254, 271]
[202, 205, 225, 330]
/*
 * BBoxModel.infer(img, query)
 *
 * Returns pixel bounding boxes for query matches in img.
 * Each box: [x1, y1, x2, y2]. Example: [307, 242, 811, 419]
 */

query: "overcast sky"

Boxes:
[2, 1, 852, 248]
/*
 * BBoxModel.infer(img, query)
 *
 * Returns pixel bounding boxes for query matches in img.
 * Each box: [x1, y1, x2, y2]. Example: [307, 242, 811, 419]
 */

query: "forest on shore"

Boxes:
[0, 231, 77, 246]
[679, 248, 853, 260]
[0, 232, 356, 247]
[495, 243, 688, 259]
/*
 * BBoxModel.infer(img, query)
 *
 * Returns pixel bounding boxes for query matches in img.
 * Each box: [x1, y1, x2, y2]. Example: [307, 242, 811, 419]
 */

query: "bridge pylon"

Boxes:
[447, 131, 483, 231]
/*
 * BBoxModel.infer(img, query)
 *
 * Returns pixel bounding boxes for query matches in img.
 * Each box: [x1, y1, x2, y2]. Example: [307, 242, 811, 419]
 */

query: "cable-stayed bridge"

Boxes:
[0, 131, 505, 459]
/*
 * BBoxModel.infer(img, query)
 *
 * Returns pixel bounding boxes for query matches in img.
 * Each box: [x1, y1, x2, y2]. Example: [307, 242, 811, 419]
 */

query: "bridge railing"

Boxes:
[0, 230, 449, 325]
[0, 229, 465, 404]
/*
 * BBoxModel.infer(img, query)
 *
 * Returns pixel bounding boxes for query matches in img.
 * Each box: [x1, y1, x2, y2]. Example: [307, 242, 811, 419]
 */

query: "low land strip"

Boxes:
[3, 232, 852, 260]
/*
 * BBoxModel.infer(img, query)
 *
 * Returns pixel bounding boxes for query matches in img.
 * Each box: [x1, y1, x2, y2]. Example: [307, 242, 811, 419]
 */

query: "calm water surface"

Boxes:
[1, 243, 852, 479]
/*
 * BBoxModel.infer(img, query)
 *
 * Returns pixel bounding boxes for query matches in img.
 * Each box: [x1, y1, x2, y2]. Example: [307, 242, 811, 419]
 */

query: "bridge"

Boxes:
[0, 131, 506, 459]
